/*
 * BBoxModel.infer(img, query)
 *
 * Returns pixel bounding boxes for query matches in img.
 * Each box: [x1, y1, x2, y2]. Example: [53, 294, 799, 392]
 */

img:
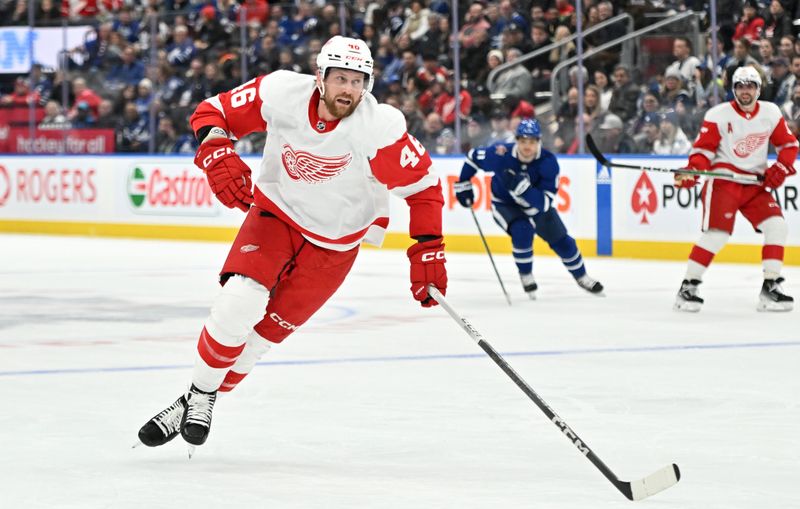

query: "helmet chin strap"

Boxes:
[316, 71, 325, 96]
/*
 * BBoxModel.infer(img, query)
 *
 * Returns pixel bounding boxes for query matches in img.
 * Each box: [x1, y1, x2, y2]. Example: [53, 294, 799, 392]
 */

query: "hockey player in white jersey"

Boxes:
[674, 65, 797, 312]
[136, 36, 447, 453]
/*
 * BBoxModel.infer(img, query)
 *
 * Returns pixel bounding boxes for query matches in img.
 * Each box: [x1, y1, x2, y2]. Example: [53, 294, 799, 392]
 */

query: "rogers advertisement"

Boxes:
[0, 161, 101, 214]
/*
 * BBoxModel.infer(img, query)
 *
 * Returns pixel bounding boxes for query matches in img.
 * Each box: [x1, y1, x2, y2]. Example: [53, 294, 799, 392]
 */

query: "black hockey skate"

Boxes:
[758, 277, 794, 312]
[520, 273, 537, 300]
[136, 395, 187, 447]
[576, 274, 604, 295]
[181, 385, 218, 453]
[674, 279, 703, 312]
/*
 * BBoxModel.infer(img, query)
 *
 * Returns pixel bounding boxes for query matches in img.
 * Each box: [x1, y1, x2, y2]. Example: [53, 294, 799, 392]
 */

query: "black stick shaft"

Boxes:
[428, 286, 634, 500]
[585, 134, 761, 182]
[470, 208, 512, 306]
[476, 339, 630, 497]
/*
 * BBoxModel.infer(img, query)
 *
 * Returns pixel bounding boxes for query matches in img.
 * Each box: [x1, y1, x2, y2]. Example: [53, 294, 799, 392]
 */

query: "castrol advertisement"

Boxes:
[125, 163, 217, 217]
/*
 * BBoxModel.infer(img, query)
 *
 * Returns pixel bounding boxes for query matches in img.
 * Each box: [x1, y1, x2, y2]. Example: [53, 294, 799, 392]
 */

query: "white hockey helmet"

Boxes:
[316, 36, 374, 94]
[731, 65, 761, 102]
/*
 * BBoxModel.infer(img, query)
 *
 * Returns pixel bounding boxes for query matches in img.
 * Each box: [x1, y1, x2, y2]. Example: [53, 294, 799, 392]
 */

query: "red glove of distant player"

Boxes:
[764, 162, 793, 189]
[194, 138, 254, 212]
[673, 173, 699, 188]
[407, 238, 447, 307]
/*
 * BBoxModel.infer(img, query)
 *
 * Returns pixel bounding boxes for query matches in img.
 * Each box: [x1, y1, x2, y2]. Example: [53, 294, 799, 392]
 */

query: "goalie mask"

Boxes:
[731, 66, 761, 106]
[316, 36, 374, 96]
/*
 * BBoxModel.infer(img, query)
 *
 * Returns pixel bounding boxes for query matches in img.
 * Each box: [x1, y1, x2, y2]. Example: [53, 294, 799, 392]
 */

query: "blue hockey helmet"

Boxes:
[515, 118, 541, 139]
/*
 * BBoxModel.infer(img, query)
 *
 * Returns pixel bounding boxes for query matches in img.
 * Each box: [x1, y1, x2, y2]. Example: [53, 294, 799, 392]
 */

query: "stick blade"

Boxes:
[624, 463, 681, 501]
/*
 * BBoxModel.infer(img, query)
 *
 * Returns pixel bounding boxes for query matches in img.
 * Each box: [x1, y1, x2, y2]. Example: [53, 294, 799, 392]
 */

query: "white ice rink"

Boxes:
[1, 234, 798, 509]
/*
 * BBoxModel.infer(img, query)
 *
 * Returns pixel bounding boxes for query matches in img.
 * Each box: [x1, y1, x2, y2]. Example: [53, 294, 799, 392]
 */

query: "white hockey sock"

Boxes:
[219, 330, 273, 392]
[685, 229, 729, 280]
[192, 276, 269, 392]
[759, 216, 788, 280]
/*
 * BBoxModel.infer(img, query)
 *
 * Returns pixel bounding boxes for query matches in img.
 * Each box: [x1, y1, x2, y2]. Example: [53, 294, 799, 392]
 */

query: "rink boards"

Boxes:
[0, 154, 797, 264]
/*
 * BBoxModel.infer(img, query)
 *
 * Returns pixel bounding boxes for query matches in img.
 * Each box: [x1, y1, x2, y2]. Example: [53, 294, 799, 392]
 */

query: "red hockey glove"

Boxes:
[194, 138, 254, 212]
[673, 173, 699, 188]
[764, 162, 792, 189]
[407, 238, 447, 307]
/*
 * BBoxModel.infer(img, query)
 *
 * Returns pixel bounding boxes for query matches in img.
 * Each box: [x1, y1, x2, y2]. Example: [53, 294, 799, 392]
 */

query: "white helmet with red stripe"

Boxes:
[316, 36, 374, 94]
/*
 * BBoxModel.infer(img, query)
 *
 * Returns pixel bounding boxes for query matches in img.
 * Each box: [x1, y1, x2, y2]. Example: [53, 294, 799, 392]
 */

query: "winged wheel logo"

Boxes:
[281, 144, 352, 184]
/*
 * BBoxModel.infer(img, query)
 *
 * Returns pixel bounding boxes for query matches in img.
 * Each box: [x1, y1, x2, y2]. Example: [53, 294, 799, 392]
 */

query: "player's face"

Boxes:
[516, 137, 539, 160]
[321, 68, 366, 119]
[734, 82, 758, 108]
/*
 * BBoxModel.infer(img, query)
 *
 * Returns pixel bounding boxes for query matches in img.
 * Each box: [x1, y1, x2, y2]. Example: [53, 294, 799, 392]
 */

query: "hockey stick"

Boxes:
[428, 285, 680, 502]
[470, 208, 512, 306]
[585, 134, 762, 184]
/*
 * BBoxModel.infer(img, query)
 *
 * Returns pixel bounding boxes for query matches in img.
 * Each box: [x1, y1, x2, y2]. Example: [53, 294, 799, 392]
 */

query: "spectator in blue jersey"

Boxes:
[454, 119, 604, 299]
[166, 26, 196, 69]
[112, 7, 141, 45]
[106, 47, 146, 90]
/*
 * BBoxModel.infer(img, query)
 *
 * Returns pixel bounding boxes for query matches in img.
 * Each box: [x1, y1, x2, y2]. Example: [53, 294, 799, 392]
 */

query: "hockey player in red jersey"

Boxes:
[674, 65, 796, 312]
[136, 36, 447, 453]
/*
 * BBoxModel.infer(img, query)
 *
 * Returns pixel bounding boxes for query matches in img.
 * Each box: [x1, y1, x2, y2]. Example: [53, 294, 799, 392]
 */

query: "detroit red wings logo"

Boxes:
[733, 132, 769, 158]
[281, 144, 352, 184]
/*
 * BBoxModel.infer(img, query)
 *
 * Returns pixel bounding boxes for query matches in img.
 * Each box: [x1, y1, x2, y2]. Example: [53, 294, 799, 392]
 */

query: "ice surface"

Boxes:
[1, 234, 798, 508]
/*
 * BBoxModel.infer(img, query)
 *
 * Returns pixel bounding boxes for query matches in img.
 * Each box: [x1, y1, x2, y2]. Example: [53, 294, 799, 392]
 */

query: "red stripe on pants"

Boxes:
[218, 371, 248, 393]
[762, 245, 784, 261]
[197, 327, 245, 369]
[689, 245, 715, 267]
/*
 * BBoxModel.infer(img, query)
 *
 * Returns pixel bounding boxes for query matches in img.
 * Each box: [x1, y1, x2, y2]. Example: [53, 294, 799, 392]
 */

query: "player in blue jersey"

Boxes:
[455, 118, 604, 299]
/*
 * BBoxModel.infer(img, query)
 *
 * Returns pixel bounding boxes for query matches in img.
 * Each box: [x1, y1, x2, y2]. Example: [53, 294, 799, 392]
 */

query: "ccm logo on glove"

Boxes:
[421, 251, 446, 262]
[201, 146, 236, 169]
[407, 238, 447, 307]
[194, 137, 254, 212]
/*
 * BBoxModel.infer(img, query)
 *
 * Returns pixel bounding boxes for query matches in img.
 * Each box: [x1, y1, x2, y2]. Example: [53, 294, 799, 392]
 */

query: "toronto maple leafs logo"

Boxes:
[732, 132, 769, 158]
[280, 144, 352, 184]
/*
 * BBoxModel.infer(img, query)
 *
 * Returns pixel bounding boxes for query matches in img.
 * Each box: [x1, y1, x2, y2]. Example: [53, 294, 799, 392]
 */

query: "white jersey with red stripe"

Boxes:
[689, 100, 798, 181]
[191, 70, 442, 251]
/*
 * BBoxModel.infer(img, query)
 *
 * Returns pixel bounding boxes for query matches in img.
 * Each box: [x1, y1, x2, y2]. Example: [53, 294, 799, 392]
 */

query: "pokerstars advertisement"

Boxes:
[611, 156, 800, 245]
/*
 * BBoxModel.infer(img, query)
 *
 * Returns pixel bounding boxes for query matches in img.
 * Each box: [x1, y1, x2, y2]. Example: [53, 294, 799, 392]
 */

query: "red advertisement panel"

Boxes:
[0, 128, 114, 154]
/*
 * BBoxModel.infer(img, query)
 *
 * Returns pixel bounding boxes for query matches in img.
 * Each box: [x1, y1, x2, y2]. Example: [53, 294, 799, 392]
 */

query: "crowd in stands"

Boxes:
[3, 0, 800, 155]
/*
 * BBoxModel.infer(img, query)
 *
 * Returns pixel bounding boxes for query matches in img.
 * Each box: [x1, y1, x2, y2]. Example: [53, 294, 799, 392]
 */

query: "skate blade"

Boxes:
[526, 292, 537, 300]
[132, 440, 144, 449]
[757, 300, 793, 312]
[673, 301, 701, 313]
[187, 445, 196, 459]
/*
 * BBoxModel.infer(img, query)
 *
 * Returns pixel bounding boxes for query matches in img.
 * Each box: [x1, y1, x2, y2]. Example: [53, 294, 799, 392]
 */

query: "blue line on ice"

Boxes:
[1, 340, 799, 377]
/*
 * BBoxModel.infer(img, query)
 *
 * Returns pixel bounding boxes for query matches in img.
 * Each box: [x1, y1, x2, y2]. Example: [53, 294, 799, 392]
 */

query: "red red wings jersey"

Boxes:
[190, 70, 442, 251]
[689, 100, 798, 180]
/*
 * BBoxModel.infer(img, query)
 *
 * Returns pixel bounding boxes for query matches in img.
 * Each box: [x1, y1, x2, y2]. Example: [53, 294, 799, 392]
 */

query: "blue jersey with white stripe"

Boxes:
[459, 142, 560, 215]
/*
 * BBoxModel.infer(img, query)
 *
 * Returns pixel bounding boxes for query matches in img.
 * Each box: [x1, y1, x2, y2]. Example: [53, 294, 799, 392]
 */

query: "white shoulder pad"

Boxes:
[703, 102, 730, 123]
[259, 71, 315, 108]
[758, 100, 782, 119]
[365, 100, 408, 150]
